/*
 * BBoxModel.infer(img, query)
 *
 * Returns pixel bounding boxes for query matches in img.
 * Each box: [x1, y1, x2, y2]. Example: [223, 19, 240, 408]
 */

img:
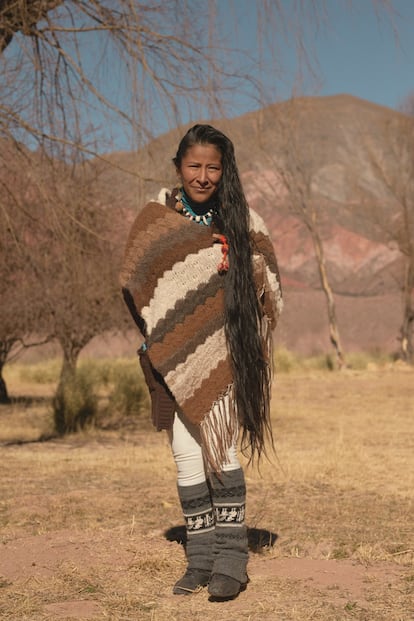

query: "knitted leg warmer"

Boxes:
[177, 480, 215, 573]
[209, 468, 248, 584]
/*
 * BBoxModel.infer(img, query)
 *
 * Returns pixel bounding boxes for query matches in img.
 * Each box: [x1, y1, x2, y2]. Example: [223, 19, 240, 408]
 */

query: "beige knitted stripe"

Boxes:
[141, 244, 222, 334]
[164, 327, 227, 404]
[265, 264, 284, 315]
[249, 208, 269, 237]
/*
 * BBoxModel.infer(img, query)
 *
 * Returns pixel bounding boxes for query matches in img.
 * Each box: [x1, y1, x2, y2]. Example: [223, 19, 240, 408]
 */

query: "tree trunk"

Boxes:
[53, 343, 82, 435]
[0, 368, 10, 404]
[0, 351, 11, 403]
[310, 228, 346, 369]
[399, 259, 414, 363]
[57, 347, 79, 393]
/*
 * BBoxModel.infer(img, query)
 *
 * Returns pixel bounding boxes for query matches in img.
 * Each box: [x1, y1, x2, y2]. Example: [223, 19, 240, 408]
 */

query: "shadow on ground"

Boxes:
[164, 525, 278, 553]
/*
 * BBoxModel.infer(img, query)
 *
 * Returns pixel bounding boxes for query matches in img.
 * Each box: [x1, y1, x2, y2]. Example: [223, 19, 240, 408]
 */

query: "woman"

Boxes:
[120, 124, 282, 600]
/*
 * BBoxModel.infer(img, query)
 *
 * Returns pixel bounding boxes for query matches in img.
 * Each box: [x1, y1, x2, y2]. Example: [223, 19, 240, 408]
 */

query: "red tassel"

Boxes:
[214, 234, 229, 273]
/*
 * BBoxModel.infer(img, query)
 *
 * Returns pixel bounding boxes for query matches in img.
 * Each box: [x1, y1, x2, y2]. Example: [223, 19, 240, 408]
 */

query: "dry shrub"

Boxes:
[17, 358, 61, 384]
[104, 363, 148, 419]
[52, 368, 99, 434]
[274, 348, 394, 373]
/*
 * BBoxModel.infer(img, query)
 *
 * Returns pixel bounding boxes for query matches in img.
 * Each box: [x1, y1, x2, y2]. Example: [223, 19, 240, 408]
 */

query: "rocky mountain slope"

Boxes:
[96, 95, 412, 355]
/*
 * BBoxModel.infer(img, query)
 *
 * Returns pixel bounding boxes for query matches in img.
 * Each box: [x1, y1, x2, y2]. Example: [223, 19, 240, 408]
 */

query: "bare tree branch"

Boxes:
[0, 0, 63, 51]
[359, 113, 414, 361]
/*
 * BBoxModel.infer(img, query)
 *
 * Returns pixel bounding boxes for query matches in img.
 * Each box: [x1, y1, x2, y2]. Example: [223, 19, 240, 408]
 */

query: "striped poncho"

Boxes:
[120, 195, 283, 468]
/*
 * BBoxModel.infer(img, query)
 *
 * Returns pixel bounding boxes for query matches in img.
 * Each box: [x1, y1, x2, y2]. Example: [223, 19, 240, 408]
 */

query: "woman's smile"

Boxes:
[176, 143, 222, 204]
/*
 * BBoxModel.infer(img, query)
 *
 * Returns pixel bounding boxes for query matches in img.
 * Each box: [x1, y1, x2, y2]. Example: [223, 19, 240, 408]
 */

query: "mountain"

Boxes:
[92, 95, 414, 355]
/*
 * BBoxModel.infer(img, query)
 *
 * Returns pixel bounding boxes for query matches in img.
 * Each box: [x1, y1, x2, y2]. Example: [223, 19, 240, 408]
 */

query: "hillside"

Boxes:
[94, 95, 412, 355]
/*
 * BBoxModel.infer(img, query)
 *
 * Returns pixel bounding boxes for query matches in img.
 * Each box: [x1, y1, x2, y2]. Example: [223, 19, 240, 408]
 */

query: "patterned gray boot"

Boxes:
[208, 468, 249, 600]
[173, 481, 215, 595]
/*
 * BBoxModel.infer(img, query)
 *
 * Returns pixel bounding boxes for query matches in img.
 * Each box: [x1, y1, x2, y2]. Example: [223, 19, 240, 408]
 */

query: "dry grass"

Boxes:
[0, 361, 413, 620]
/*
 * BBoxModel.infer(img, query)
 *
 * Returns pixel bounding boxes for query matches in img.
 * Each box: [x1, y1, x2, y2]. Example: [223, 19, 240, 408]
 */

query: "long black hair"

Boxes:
[173, 124, 273, 462]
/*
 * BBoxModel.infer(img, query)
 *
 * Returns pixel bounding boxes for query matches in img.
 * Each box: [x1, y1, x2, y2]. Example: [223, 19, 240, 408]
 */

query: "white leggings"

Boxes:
[168, 410, 241, 487]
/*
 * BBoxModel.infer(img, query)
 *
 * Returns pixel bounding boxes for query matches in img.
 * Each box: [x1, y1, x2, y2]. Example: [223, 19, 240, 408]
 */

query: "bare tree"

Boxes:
[0, 142, 53, 402]
[0, 140, 127, 415]
[360, 113, 414, 362]
[0, 227, 45, 403]
[398, 91, 414, 116]
[0, 0, 246, 156]
[26, 154, 128, 429]
[253, 99, 346, 368]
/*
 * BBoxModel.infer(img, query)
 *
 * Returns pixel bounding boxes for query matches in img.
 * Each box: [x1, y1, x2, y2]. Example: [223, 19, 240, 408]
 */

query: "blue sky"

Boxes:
[116, 0, 414, 148]
[220, 0, 414, 115]
[296, 0, 414, 110]
[140, 0, 414, 146]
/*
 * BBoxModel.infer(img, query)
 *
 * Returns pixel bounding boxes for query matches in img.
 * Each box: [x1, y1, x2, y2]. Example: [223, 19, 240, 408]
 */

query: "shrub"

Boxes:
[307, 353, 335, 371]
[106, 362, 148, 419]
[274, 348, 336, 372]
[19, 359, 61, 384]
[53, 368, 99, 434]
[274, 347, 299, 373]
[345, 350, 392, 370]
[78, 358, 114, 386]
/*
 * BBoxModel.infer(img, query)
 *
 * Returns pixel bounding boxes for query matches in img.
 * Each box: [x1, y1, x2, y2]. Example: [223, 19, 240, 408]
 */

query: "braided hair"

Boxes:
[173, 124, 273, 462]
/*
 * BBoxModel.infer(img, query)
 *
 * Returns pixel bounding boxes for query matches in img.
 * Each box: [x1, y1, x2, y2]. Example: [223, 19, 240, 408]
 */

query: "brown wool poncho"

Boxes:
[120, 197, 283, 469]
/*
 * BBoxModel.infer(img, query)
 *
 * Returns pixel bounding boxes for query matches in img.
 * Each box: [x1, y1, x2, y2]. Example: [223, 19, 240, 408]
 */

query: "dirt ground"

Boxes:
[0, 365, 413, 620]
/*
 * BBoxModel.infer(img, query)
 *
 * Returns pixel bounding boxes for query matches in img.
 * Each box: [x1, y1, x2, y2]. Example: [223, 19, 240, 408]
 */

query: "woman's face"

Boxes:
[176, 143, 222, 204]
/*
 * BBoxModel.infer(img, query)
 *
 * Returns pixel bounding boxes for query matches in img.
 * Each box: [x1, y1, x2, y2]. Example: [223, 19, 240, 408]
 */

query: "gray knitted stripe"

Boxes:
[177, 481, 215, 571]
[209, 468, 248, 583]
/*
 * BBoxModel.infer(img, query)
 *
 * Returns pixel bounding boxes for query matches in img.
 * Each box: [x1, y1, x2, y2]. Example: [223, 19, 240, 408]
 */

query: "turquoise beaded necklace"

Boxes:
[176, 188, 215, 226]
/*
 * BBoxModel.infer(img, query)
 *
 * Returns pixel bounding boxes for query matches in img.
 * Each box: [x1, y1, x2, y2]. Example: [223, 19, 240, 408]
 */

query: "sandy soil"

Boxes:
[1, 519, 410, 620]
[1, 367, 413, 620]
